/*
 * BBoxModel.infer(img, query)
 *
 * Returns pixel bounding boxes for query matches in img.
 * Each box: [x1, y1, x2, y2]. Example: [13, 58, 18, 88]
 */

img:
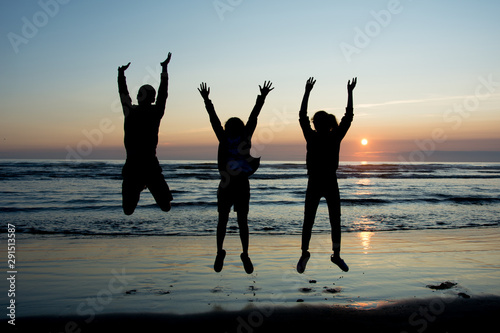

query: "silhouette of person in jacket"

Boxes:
[118, 53, 173, 215]
[297, 76, 357, 273]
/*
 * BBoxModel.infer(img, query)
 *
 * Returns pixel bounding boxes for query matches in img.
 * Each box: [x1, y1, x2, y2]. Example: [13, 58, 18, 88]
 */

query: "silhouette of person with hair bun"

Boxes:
[297, 76, 357, 273]
[198, 81, 274, 274]
[118, 53, 173, 215]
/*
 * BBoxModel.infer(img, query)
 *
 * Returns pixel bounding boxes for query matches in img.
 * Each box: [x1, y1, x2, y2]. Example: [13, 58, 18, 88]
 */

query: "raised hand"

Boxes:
[161, 52, 172, 69]
[305, 77, 316, 92]
[118, 62, 131, 74]
[198, 82, 210, 100]
[347, 77, 357, 92]
[259, 81, 274, 97]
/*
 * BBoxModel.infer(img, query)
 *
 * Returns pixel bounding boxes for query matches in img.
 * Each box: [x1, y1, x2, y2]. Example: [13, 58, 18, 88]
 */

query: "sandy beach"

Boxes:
[2, 227, 499, 332]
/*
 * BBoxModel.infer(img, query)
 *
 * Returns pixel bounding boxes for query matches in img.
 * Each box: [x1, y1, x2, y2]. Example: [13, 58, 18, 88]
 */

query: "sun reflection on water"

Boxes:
[348, 300, 390, 309]
[359, 231, 373, 254]
[356, 178, 372, 186]
[355, 178, 373, 196]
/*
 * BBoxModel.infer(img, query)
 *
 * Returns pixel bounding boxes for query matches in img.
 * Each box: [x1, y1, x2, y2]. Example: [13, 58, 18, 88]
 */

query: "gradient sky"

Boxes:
[1, 0, 499, 162]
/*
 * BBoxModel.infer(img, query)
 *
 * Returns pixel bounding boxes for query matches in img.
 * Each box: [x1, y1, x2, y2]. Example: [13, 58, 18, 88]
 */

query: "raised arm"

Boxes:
[118, 62, 132, 116]
[299, 77, 316, 119]
[198, 82, 224, 141]
[338, 77, 357, 138]
[155, 52, 172, 115]
[346, 77, 357, 113]
[246, 81, 274, 136]
[299, 77, 316, 135]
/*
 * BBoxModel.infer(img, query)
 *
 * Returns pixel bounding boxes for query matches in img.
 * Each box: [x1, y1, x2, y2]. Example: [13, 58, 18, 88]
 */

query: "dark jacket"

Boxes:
[299, 108, 353, 175]
[204, 96, 265, 178]
[118, 71, 168, 160]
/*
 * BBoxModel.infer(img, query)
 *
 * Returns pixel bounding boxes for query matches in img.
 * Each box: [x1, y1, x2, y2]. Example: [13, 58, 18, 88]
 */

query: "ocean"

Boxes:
[1, 160, 499, 237]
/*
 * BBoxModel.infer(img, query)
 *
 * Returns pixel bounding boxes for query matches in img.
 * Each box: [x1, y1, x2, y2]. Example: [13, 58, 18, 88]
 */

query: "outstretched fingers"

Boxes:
[348, 77, 357, 90]
[198, 82, 210, 99]
[259, 80, 274, 96]
[305, 77, 316, 91]
[198, 82, 208, 92]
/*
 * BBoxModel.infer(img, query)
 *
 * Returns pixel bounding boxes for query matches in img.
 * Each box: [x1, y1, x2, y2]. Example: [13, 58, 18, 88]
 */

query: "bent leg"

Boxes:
[147, 175, 173, 212]
[122, 178, 142, 215]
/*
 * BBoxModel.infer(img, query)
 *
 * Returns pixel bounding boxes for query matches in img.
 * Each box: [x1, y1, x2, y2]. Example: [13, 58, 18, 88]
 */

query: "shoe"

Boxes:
[331, 255, 349, 272]
[240, 253, 254, 274]
[297, 251, 310, 274]
[214, 250, 226, 272]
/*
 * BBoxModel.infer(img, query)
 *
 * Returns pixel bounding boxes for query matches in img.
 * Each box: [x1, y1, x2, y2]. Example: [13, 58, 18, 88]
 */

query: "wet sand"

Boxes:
[10, 296, 500, 333]
[1, 227, 499, 332]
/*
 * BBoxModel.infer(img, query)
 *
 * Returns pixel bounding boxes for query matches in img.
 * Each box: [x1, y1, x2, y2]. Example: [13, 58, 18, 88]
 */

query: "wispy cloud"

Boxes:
[357, 96, 460, 109]
[357, 93, 500, 109]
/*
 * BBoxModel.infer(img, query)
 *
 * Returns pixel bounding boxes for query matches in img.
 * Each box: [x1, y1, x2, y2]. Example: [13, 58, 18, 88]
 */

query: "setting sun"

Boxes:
[361, 139, 368, 146]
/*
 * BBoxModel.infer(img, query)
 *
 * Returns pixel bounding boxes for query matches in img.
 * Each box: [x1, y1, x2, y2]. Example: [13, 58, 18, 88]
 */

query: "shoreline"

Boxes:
[11, 223, 500, 237]
[1, 227, 499, 332]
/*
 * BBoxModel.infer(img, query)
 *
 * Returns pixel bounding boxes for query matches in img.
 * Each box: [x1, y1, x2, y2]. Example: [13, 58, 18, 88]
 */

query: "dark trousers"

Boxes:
[122, 157, 172, 215]
[301, 175, 341, 253]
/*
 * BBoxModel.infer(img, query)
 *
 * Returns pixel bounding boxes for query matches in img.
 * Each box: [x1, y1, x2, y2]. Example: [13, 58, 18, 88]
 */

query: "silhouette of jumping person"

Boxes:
[297, 76, 357, 273]
[198, 81, 274, 274]
[118, 53, 173, 215]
